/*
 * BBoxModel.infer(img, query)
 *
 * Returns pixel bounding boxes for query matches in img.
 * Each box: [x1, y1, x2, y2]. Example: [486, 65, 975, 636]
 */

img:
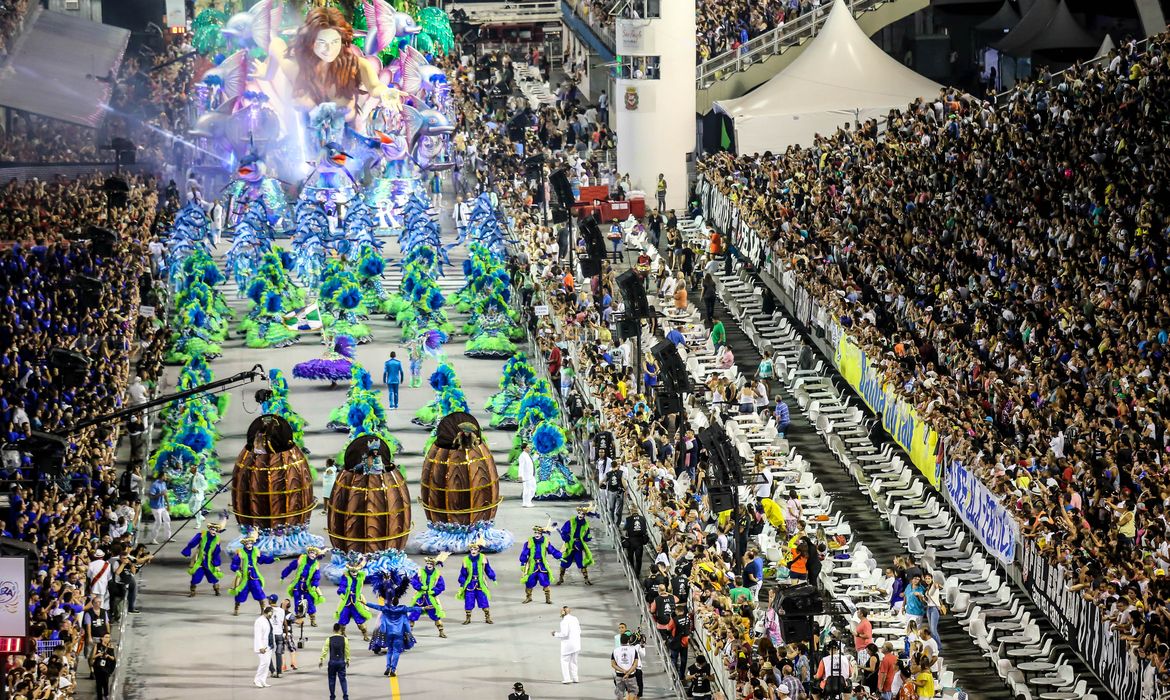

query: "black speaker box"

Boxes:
[617, 269, 651, 319]
[616, 316, 641, 341]
[651, 339, 692, 393]
[551, 207, 570, 225]
[48, 348, 91, 383]
[549, 168, 576, 209]
[708, 484, 737, 513]
[655, 391, 683, 416]
[86, 225, 119, 256]
[776, 584, 825, 614]
[581, 257, 602, 278]
[580, 218, 606, 258]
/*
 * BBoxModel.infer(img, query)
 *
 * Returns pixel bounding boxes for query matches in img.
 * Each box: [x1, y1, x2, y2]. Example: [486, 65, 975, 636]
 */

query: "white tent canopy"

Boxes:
[714, 0, 942, 155]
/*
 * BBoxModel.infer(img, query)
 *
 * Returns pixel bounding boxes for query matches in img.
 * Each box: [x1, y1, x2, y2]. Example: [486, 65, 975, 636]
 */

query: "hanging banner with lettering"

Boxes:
[1021, 542, 1157, 700]
[834, 334, 942, 486]
[943, 460, 1017, 564]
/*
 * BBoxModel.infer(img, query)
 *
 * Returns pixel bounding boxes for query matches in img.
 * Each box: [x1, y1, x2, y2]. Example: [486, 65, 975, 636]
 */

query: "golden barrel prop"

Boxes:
[325, 436, 412, 554]
[420, 412, 501, 526]
[231, 415, 316, 529]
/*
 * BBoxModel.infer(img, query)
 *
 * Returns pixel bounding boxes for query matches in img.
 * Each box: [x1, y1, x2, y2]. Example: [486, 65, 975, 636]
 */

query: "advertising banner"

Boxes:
[943, 460, 1018, 563]
[834, 334, 942, 486]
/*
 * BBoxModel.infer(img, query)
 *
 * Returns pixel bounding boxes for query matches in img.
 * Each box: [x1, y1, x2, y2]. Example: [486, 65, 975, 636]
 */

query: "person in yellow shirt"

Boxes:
[760, 497, 786, 531]
[915, 662, 935, 698]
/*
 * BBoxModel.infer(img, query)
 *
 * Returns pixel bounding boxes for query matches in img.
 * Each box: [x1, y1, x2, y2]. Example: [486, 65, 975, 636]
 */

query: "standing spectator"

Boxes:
[82, 595, 110, 679]
[148, 475, 171, 544]
[603, 458, 625, 523]
[518, 441, 536, 508]
[622, 504, 649, 576]
[854, 608, 873, 662]
[86, 554, 112, 614]
[268, 595, 287, 678]
[319, 623, 350, 700]
[321, 458, 338, 510]
[669, 601, 692, 678]
[598, 90, 609, 126]
[773, 397, 791, 436]
[701, 273, 717, 323]
[91, 633, 116, 700]
[687, 656, 715, 700]
[656, 173, 667, 212]
[904, 574, 926, 626]
[551, 604, 582, 684]
[508, 682, 530, 700]
[814, 640, 853, 698]
[612, 631, 641, 700]
[922, 573, 945, 651]
[877, 642, 899, 700]
[382, 351, 405, 409]
[254, 606, 275, 689]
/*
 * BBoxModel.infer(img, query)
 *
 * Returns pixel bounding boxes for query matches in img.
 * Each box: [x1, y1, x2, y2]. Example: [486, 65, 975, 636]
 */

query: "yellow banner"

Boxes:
[834, 334, 941, 487]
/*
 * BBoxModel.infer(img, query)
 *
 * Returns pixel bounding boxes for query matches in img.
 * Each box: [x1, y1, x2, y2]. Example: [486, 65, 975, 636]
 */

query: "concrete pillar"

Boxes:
[614, 4, 696, 212]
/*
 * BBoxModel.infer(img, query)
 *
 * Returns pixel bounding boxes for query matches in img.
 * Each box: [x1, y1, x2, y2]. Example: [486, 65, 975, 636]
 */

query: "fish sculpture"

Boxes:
[202, 50, 250, 103]
[397, 46, 448, 98]
[362, 0, 421, 56]
[403, 105, 454, 172]
[222, 0, 283, 51]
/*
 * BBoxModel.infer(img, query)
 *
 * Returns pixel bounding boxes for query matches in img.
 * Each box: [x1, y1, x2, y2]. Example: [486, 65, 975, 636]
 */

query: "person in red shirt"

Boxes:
[854, 607, 873, 654]
[877, 642, 900, 699]
[548, 342, 563, 383]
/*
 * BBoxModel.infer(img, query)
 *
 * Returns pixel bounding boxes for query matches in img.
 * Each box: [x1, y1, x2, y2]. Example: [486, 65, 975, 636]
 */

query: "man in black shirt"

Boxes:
[622, 507, 648, 576]
[508, 681, 530, 700]
[604, 464, 626, 523]
[92, 633, 116, 700]
[686, 656, 714, 699]
[319, 623, 350, 700]
[593, 429, 615, 462]
[670, 602, 692, 678]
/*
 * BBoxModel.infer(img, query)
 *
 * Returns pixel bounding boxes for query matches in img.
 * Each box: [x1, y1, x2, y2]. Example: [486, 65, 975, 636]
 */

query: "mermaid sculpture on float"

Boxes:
[262, 6, 406, 134]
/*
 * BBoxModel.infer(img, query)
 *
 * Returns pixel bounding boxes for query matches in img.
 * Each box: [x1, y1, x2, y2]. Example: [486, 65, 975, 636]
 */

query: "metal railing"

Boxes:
[991, 35, 1150, 105]
[562, 0, 616, 51]
[696, 0, 880, 88]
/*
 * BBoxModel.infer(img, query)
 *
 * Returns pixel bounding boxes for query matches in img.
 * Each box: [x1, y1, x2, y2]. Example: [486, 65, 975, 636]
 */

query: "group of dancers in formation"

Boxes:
[182, 506, 597, 675]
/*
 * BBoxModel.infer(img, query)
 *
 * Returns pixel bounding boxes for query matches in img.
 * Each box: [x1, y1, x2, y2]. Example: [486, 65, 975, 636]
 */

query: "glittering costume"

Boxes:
[410, 559, 447, 637]
[457, 543, 496, 624]
[230, 536, 276, 614]
[335, 563, 373, 640]
[281, 547, 325, 624]
[557, 508, 595, 586]
[519, 527, 561, 604]
[407, 335, 425, 387]
[181, 522, 225, 597]
[366, 602, 423, 677]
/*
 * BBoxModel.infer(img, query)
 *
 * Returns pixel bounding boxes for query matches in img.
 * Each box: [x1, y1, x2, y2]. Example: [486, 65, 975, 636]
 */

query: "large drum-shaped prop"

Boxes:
[232, 415, 315, 528]
[326, 436, 412, 554]
[420, 412, 501, 526]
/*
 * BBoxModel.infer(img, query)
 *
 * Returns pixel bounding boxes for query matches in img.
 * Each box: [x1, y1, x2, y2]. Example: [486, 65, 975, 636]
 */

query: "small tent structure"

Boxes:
[1094, 34, 1116, 59]
[975, 0, 1021, 33]
[713, 0, 942, 155]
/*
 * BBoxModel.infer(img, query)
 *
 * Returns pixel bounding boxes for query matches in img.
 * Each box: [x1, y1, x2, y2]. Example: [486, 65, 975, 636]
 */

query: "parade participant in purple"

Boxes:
[281, 546, 325, 626]
[181, 520, 225, 597]
[557, 505, 595, 586]
[335, 556, 373, 641]
[231, 533, 277, 616]
[365, 600, 425, 678]
[410, 555, 448, 638]
[520, 524, 562, 605]
[458, 539, 496, 625]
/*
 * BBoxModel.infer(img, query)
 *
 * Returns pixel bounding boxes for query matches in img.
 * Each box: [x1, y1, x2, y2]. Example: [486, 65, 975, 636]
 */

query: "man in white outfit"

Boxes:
[518, 442, 536, 508]
[551, 605, 581, 684]
[254, 606, 275, 688]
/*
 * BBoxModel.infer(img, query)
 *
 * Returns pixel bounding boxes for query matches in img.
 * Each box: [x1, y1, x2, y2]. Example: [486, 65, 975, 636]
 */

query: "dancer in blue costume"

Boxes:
[556, 505, 595, 586]
[181, 520, 225, 597]
[410, 555, 448, 638]
[366, 601, 425, 677]
[458, 539, 496, 624]
[230, 532, 276, 615]
[519, 524, 562, 605]
[335, 556, 373, 640]
[369, 570, 410, 654]
[281, 545, 326, 626]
